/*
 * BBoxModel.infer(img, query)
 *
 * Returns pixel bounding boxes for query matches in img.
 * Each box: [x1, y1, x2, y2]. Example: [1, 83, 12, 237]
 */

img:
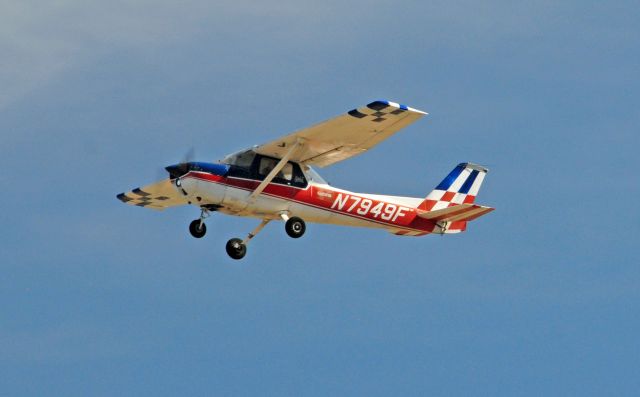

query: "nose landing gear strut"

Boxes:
[189, 208, 210, 238]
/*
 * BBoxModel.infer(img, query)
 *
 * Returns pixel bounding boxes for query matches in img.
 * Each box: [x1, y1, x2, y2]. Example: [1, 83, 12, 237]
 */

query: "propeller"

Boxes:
[163, 147, 195, 180]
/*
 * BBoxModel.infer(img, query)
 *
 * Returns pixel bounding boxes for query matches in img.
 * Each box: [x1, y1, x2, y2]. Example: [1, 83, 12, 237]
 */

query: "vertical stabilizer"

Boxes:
[418, 163, 488, 211]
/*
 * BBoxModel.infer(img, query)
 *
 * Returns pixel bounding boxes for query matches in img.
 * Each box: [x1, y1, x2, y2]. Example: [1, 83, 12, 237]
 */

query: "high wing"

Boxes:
[117, 179, 188, 211]
[254, 100, 427, 168]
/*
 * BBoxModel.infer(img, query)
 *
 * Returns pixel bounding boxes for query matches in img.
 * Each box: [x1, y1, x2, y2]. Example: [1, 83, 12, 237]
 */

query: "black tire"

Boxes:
[189, 219, 207, 238]
[285, 217, 306, 238]
[226, 238, 247, 260]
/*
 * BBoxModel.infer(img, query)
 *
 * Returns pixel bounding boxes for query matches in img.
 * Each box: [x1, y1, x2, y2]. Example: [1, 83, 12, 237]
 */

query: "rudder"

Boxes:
[418, 163, 488, 211]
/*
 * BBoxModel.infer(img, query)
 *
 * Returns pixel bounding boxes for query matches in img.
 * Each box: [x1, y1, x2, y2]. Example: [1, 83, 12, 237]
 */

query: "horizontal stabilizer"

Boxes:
[417, 204, 494, 223]
[117, 179, 188, 211]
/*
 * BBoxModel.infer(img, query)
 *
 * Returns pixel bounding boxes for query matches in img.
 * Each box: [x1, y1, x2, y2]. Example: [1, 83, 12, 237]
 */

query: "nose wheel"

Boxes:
[189, 208, 210, 238]
[189, 219, 207, 238]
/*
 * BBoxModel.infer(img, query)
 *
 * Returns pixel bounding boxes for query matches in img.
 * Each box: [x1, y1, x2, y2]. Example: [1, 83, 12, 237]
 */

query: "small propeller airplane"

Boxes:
[117, 100, 494, 260]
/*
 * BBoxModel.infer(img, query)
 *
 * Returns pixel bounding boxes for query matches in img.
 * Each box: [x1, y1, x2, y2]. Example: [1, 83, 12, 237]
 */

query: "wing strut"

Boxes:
[249, 138, 304, 201]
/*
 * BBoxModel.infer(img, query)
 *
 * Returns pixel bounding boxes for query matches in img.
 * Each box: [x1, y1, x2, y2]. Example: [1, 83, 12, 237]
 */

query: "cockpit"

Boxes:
[166, 149, 329, 188]
[221, 149, 328, 187]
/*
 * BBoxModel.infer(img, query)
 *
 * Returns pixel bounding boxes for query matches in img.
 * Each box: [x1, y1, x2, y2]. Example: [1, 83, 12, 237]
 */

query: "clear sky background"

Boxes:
[1, 1, 638, 396]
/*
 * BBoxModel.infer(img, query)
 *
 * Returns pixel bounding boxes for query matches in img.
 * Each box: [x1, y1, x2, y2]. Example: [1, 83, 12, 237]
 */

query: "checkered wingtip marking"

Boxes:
[347, 100, 426, 122]
[117, 188, 170, 208]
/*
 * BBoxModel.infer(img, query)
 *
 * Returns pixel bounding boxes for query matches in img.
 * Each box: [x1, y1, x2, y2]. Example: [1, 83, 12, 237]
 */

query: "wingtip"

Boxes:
[116, 193, 132, 202]
[367, 99, 427, 115]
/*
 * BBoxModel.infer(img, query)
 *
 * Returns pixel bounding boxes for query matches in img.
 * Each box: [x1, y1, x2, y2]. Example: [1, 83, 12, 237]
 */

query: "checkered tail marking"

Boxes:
[418, 163, 489, 211]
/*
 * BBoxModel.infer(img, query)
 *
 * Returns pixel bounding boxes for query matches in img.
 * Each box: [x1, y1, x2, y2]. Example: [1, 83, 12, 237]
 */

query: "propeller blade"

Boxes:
[162, 148, 196, 179]
[182, 147, 195, 163]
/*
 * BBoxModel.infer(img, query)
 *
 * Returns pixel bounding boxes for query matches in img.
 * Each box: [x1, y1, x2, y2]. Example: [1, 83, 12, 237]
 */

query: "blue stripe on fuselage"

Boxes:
[191, 162, 230, 176]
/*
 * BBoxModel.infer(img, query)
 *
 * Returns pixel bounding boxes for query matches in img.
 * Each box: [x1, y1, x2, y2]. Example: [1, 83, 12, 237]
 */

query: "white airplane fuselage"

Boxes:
[178, 170, 436, 236]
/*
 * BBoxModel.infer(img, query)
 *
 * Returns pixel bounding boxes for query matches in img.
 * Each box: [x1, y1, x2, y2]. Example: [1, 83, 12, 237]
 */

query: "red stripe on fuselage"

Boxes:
[182, 172, 438, 233]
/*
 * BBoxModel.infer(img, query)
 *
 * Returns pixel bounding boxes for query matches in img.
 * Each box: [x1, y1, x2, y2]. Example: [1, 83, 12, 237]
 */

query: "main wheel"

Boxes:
[226, 238, 247, 260]
[285, 217, 306, 238]
[189, 219, 207, 238]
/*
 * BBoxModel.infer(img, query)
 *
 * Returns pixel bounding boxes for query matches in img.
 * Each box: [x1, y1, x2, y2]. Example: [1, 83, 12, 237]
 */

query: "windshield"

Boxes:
[220, 149, 256, 167]
[304, 166, 328, 185]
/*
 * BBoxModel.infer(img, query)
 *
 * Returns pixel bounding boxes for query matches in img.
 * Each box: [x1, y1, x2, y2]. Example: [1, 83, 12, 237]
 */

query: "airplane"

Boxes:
[117, 100, 494, 260]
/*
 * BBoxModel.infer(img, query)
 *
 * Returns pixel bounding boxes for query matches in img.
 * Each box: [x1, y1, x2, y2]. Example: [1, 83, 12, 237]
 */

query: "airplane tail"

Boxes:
[418, 163, 489, 211]
[415, 163, 493, 233]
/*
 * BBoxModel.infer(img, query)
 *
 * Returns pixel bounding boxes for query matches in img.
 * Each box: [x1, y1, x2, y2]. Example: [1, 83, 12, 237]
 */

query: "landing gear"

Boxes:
[189, 219, 207, 238]
[189, 208, 210, 238]
[435, 220, 449, 235]
[285, 216, 306, 238]
[225, 238, 246, 260]
[225, 219, 271, 260]
[190, 211, 306, 259]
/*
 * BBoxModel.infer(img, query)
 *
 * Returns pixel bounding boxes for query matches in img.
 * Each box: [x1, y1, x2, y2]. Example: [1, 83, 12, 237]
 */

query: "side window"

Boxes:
[291, 164, 307, 188]
[279, 163, 293, 181]
[260, 158, 293, 183]
[256, 156, 307, 187]
[258, 157, 278, 177]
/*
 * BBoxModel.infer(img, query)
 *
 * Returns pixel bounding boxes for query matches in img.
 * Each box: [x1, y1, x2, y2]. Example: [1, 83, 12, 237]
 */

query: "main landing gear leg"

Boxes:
[189, 208, 209, 238]
[226, 219, 270, 260]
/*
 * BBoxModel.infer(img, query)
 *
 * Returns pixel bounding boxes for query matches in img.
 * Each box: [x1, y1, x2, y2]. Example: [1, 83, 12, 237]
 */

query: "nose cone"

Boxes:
[165, 163, 189, 179]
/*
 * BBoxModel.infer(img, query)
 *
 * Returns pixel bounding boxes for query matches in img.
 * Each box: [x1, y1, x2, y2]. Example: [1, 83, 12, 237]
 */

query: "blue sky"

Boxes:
[1, 1, 639, 395]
